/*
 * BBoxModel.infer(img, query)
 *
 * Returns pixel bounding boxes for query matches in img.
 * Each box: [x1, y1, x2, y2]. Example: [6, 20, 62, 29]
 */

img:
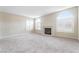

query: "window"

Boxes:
[35, 18, 41, 30]
[56, 11, 74, 33]
[26, 18, 34, 31]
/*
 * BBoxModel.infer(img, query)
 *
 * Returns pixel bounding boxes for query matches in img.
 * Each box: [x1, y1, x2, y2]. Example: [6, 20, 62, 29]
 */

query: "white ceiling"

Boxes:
[0, 6, 74, 18]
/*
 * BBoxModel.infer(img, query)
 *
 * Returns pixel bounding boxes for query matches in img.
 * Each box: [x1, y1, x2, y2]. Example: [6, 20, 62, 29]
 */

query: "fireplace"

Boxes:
[44, 28, 51, 35]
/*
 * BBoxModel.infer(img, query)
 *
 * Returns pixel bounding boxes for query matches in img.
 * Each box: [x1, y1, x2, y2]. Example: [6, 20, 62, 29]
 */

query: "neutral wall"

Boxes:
[41, 7, 78, 39]
[0, 12, 27, 39]
[41, 13, 56, 36]
[0, 12, 3, 38]
[78, 7, 79, 40]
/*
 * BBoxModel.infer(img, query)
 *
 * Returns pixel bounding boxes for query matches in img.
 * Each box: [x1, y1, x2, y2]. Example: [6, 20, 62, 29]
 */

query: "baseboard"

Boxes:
[35, 32, 78, 40]
[0, 32, 78, 40]
[0, 33, 27, 39]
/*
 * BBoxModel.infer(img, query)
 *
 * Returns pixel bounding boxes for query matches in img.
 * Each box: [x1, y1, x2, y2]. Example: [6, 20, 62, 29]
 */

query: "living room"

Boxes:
[0, 6, 79, 53]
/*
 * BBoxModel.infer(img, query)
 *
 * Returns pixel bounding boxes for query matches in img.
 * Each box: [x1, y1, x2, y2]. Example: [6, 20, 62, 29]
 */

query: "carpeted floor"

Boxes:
[0, 33, 79, 53]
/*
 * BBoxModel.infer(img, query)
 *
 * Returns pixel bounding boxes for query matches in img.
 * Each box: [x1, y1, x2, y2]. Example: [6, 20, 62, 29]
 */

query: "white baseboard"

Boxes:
[35, 32, 78, 40]
[0, 32, 78, 40]
[0, 33, 27, 39]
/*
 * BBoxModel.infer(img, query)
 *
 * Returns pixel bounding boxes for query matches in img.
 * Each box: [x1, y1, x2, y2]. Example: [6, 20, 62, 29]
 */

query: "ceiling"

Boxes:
[0, 6, 74, 18]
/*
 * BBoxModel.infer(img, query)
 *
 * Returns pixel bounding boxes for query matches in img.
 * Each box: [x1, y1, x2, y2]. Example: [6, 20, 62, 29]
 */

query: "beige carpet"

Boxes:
[0, 33, 79, 53]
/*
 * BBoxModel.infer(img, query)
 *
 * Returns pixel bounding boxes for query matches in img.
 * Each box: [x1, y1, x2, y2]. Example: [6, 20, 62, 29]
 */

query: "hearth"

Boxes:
[44, 28, 51, 35]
